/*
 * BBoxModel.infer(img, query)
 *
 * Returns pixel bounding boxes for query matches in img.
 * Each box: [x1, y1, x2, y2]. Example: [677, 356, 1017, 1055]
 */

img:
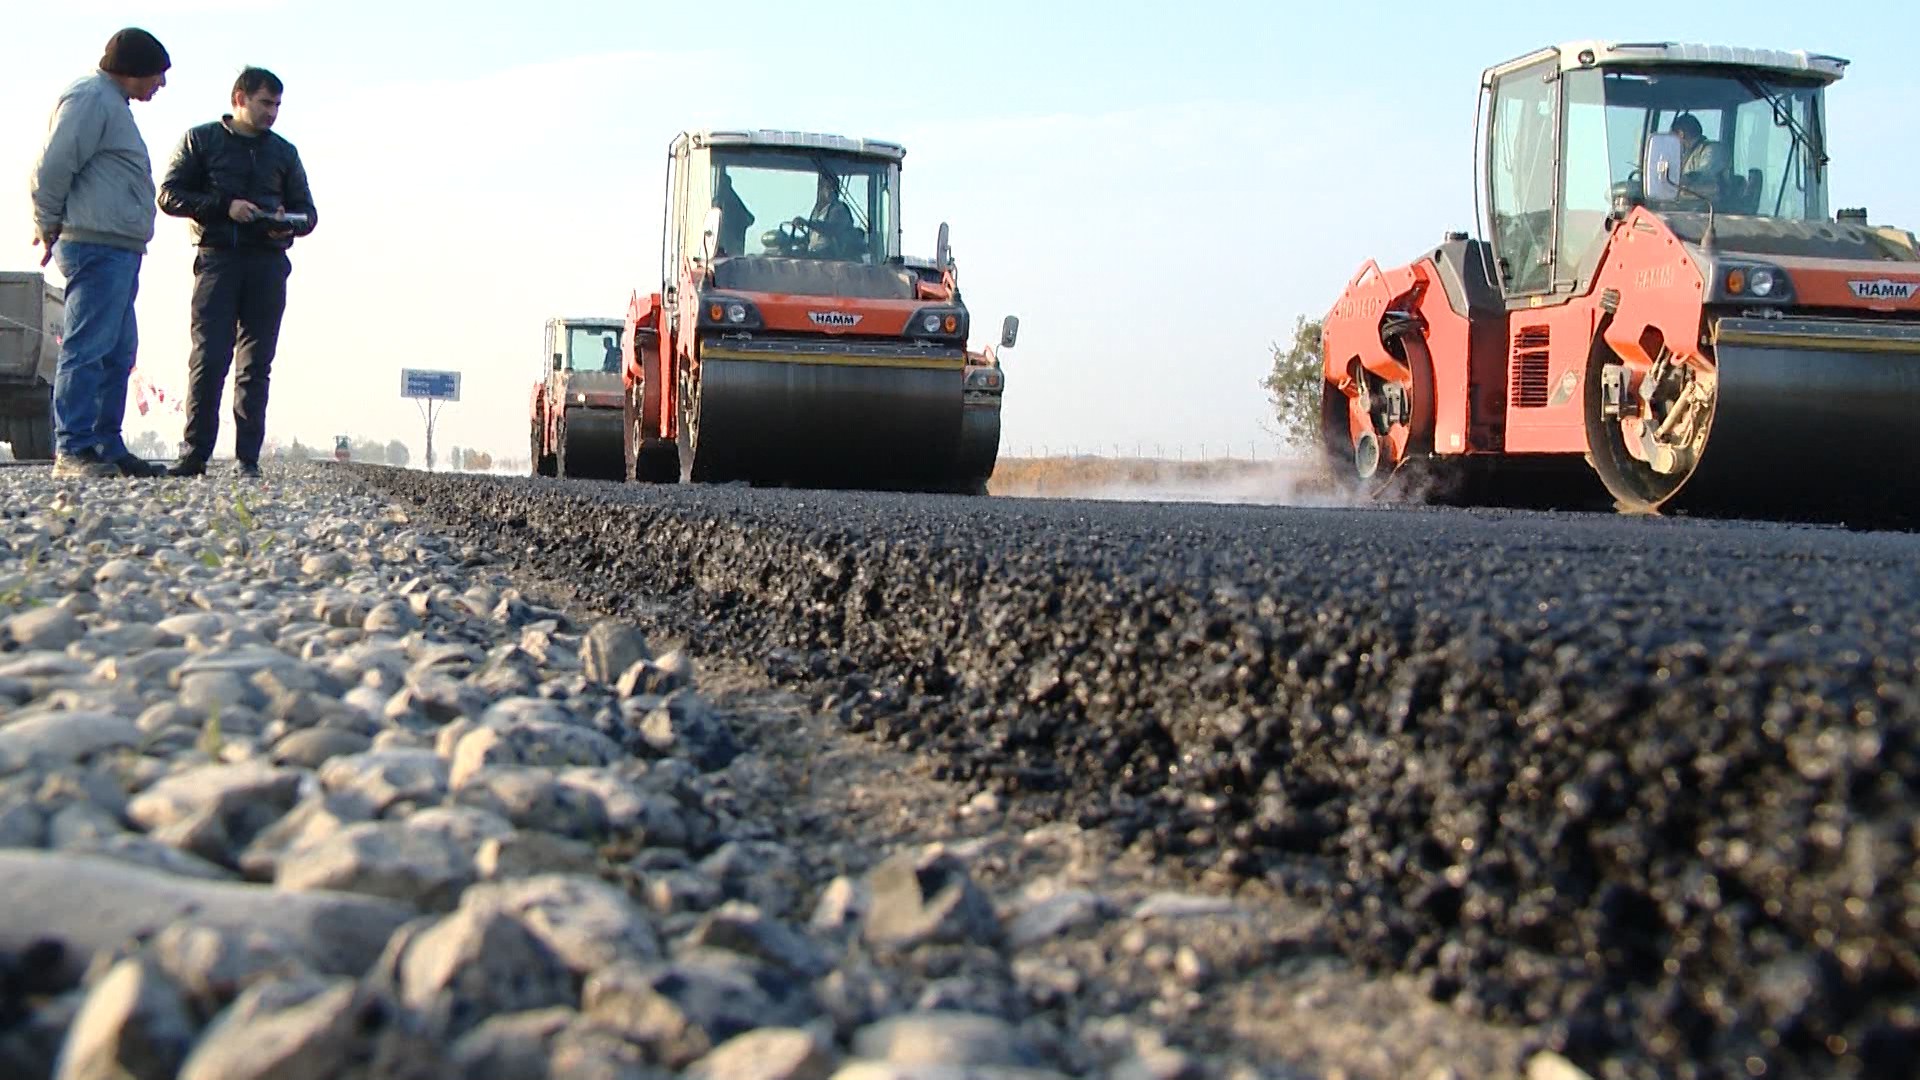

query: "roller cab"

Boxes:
[529, 316, 627, 480]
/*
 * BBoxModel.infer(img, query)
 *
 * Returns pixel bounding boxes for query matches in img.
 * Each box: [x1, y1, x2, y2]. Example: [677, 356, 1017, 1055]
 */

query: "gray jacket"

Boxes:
[29, 72, 158, 254]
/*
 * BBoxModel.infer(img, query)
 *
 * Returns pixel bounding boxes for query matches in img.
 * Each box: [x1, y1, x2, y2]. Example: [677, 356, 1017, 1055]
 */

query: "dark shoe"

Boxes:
[166, 457, 207, 477]
[52, 449, 119, 479]
[113, 453, 162, 478]
[237, 461, 262, 478]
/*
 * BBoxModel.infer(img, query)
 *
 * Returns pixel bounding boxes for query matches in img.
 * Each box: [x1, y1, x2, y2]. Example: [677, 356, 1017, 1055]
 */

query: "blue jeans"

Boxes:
[51, 240, 142, 458]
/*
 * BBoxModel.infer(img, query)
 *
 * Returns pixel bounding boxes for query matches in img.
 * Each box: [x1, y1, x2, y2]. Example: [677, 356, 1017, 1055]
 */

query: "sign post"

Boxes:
[400, 369, 461, 471]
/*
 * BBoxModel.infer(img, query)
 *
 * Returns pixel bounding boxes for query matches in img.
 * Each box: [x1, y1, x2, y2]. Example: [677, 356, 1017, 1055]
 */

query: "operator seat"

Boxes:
[1734, 168, 1762, 214]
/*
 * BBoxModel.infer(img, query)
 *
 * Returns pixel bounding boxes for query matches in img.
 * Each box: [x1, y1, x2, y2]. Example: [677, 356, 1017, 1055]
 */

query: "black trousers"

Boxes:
[182, 246, 291, 465]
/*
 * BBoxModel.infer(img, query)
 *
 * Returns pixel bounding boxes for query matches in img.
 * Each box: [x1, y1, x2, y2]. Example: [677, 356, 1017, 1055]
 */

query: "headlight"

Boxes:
[699, 295, 761, 328]
[907, 307, 967, 339]
[965, 368, 1003, 391]
[1716, 262, 1791, 303]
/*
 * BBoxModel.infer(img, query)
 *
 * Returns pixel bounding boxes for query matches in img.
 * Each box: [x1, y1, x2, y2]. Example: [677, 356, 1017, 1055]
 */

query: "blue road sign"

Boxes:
[400, 369, 461, 401]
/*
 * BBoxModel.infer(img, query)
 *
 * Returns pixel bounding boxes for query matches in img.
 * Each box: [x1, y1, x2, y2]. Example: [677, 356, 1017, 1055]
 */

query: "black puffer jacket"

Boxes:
[157, 116, 317, 251]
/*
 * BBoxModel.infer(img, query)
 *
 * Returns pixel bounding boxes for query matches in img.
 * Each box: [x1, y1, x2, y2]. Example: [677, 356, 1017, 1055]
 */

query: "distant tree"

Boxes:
[127, 430, 168, 459]
[286, 438, 313, 461]
[461, 448, 493, 472]
[386, 440, 410, 467]
[448, 445, 465, 472]
[1262, 315, 1325, 450]
[351, 437, 387, 464]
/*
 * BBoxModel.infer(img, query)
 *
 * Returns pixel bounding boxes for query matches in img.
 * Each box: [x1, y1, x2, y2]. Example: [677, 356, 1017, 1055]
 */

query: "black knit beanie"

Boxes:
[100, 28, 170, 78]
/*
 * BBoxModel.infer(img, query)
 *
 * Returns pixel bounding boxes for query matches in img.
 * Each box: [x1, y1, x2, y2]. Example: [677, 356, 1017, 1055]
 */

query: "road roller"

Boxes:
[1321, 41, 1920, 525]
[618, 129, 1009, 494]
[529, 315, 628, 480]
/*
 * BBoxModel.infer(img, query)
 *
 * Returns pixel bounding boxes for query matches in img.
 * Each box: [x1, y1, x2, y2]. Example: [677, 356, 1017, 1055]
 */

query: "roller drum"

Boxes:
[560, 407, 625, 481]
[1677, 317, 1920, 523]
[690, 341, 987, 491]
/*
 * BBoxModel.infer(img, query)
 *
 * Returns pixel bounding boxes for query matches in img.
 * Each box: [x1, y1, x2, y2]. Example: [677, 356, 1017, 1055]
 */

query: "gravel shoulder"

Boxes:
[5, 459, 1914, 1080]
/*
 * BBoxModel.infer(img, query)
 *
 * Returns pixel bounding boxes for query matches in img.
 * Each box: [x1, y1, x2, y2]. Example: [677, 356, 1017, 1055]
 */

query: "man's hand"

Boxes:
[32, 231, 58, 267]
[228, 199, 262, 223]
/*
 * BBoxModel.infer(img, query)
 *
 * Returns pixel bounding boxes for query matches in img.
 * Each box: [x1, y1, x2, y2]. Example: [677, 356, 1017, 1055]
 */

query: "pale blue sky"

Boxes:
[8, 2, 1917, 463]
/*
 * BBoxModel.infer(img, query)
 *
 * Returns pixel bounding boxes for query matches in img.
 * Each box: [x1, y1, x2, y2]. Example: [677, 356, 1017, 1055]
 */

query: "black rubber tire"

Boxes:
[531, 419, 557, 477]
[1, 411, 53, 461]
[1, 384, 54, 461]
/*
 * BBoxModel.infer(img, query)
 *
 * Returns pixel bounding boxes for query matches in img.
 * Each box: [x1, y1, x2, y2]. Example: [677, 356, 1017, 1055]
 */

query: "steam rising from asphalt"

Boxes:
[987, 457, 1373, 508]
[404, 456, 1396, 510]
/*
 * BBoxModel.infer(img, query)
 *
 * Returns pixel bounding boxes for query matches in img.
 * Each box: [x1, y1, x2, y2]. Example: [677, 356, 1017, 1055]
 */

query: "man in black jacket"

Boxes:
[157, 66, 317, 477]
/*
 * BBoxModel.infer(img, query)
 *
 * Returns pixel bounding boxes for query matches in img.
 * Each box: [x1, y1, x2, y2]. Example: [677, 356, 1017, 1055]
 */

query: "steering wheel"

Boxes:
[759, 219, 814, 256]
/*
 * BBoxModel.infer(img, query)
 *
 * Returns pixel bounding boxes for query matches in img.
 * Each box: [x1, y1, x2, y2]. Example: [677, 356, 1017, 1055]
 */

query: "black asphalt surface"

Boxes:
[351, 466, 1920, 1080]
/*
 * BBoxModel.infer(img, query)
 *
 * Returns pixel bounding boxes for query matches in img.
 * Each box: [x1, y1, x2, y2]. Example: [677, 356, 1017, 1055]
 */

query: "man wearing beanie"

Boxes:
[159, 66, 318, 479]
[26, 27, 171, 479]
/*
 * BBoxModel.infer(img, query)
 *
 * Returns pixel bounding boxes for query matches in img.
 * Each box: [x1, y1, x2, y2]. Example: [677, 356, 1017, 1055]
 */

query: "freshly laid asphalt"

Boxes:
[352, 465, 1920, 1080]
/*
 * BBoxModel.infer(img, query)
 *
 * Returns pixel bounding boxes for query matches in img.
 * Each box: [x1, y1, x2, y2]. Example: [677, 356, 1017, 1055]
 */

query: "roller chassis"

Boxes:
[612, 129, 1015, 495]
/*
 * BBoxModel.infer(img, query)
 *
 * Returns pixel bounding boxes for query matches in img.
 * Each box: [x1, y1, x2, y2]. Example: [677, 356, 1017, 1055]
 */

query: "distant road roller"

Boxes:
[1322, 41, 1920, 524]
[618, 129, 1012, 494]
[529, 315, 627, 480]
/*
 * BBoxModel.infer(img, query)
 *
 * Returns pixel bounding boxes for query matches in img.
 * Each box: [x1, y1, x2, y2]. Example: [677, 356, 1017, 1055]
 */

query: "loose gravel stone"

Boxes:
[275, 820, 473, 910]
[1004, 889, 1110, 949]
[637, 692, 740, 771]
[5, 607, 84, 652]
[300, 553, 350, 580]
[700, 841, 805, 919]
[0, 850, 413, 984]
[474, 831, 600, 880]
[0, 713, 140, 775]
[125, 762, 302, 837]
[582, 620, 652, 685]
[49, 956, 197, 1080]
[462, 874, 663, 976]
[852, 1011, 1041, 1067]
[317, 748, 448, 814]
[363, 600, 422, 635]
[583, 957, 797, 1068]
[269, 727, 373, 769]
[390, 899, 576, 1038]
[175, 974, 365, 1080]
[453, 766, 602, 837]
[446, 1006, 577, 1080]
[62, 833, 238, 881]
[148, 922, 311, 1011]
[690, 1027, 839, 1080]
[449, 720, 624, 787]
[826, 1065, 1070, 1080]
[863, 847, 1002, 951]
[684, 902, 832, 979]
